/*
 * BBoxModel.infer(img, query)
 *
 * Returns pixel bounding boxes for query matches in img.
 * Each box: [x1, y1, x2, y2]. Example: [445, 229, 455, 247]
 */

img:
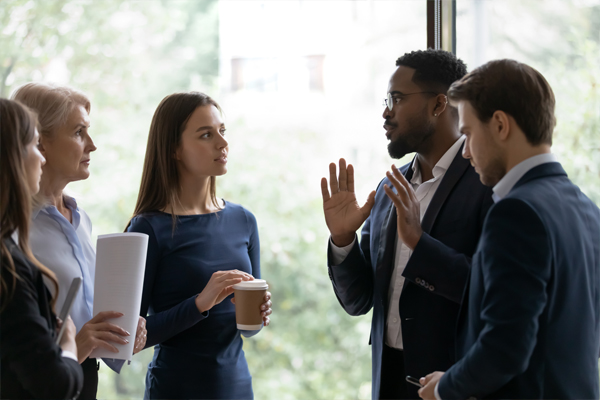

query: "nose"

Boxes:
[86, 134, 97, 153]
[218, 133, 228, 149]
[462, 137, 471, 160]
[37, 148, 46, 166]
[382, 105, 391, 119]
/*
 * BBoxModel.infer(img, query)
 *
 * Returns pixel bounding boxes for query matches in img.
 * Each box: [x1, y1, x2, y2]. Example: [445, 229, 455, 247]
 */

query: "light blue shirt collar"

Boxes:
[492, 153, 558, 202]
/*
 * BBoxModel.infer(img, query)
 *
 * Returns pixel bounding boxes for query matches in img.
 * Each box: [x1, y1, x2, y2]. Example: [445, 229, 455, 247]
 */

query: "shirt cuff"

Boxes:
[102, 358, 125, 373]
[61, 350, 78, 362]
[329, 236, 356, 265]
[434, 381, 441, 400]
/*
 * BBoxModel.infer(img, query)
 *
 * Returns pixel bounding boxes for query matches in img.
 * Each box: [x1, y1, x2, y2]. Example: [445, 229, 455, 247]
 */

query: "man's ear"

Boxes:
[432, 94, 449, 117]
[491, 110, 511, 142]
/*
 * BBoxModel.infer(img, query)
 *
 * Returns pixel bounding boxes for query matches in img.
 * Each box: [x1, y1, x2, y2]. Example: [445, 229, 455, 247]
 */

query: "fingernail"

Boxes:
[126, 331, 131, 336]
[125, 339, 129, 344]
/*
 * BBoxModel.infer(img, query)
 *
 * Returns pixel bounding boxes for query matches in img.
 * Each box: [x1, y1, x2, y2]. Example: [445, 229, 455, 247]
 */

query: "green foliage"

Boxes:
[2, 1, 598, 399]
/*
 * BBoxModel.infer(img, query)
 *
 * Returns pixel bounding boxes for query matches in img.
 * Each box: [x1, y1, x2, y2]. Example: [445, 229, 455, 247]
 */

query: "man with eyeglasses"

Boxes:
[321, 49, 493, 399]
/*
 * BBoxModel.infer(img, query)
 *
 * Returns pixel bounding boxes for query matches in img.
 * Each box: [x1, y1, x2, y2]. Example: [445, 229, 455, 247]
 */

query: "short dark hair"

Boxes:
[448, 59, 556, 145]
[396, 49, 468, 93]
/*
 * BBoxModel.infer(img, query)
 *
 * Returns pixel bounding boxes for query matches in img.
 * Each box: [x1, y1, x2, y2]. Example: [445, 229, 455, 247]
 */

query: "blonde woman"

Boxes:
[13, 83, 147, 400]
[1, 98, 83, 399]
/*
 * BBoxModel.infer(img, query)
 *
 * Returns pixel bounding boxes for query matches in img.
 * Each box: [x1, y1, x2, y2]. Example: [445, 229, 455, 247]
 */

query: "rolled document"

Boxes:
[89, 233, 148, 361]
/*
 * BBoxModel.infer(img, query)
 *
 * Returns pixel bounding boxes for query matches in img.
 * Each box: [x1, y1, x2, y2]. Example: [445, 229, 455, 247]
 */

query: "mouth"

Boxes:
[81, 159, 90, 164]
[383, 123, 397, 139]
[215, 154, 228, 163]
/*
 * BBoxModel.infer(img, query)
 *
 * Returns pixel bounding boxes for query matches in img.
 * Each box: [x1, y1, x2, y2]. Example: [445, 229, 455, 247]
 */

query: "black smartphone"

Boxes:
[406, 375, 423, 388]
[55, 277, 82, 344]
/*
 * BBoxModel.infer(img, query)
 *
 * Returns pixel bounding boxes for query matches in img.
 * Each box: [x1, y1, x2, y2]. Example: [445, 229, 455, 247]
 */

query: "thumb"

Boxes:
[360, 190, 376, 216]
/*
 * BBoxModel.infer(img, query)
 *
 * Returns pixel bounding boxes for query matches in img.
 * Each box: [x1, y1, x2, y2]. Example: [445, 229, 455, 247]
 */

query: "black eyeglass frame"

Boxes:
[383, 91, 440, 111]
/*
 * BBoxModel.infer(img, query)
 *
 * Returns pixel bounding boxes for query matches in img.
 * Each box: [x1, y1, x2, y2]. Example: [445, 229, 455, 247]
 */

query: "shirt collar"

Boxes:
[492, 153, 558, 202]
[33, 195, 80, 226]
[411, 135, 465, 185]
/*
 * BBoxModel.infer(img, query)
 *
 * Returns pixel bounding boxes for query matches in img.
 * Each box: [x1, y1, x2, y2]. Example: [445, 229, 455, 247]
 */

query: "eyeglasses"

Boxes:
[383, 91, 439, 111]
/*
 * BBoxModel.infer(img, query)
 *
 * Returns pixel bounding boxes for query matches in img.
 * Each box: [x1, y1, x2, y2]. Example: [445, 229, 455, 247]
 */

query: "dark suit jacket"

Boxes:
[1, 237, 83, 399]
[328, 146, 493, 399]
[439, 162, 600, 399]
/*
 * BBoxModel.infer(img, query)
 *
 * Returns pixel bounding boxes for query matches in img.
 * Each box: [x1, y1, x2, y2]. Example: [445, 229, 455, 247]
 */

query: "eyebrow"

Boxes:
[74, 123, 90, 129]
[389, 90, 412, 96]
[195, 124, 225, 132]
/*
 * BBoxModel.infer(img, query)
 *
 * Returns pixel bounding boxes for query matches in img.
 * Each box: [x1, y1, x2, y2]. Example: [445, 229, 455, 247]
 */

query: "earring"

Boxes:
[434, 113, 438, 117]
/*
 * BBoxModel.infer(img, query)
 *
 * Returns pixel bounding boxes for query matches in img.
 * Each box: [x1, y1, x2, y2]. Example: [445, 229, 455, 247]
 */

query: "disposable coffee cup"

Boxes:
[232, 279, 268, 330]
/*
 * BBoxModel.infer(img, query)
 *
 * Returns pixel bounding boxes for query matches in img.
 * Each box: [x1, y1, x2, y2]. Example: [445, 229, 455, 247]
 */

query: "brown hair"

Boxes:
[448, 59, 556, 145]
[0, 99, 59, 310]
[127, 92, 222, 231]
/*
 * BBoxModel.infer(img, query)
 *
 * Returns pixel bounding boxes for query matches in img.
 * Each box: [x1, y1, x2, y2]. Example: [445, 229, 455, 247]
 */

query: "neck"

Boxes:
[170, 174, 219, 215]
[505, 143, 552, 173]
[39, 169, 69, 210]
[416, 126, 461, 182]
[39, 169, 73, 223]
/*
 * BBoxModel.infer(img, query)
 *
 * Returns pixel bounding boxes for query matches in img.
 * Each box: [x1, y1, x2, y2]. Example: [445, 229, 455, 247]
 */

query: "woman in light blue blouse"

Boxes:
[13, 82, 148, 400]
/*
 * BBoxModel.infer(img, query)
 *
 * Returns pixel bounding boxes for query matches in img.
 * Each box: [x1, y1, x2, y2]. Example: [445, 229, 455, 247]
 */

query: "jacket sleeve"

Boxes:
[128, 217, 208, 349]
[327, 215, 375, 316]
[439, 199, 551, 399]
[1, 255, 83, 399]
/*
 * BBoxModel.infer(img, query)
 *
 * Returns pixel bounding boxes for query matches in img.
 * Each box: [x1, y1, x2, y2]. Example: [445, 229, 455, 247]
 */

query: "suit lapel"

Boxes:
[420, 144, 470, 234]
[375, 159, 416, 304]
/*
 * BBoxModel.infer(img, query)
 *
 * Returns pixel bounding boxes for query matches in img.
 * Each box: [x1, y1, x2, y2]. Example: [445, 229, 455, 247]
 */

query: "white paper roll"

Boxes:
[89, 233, 148, 361]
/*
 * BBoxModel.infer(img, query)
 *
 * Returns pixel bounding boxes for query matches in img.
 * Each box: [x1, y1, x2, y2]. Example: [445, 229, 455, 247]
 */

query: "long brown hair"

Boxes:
[127, 92, 222, 231]
[0, 99, 59, 310]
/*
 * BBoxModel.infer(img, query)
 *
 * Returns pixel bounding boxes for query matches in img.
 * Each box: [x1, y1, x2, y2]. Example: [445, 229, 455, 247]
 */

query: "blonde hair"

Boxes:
[11, 82, 91, 140]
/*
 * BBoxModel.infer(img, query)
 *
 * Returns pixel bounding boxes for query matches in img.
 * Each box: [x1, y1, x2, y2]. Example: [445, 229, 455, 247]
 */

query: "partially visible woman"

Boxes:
[0, 98, 83, 399]
[12, 83, 147, 400]
[127, 92, 272, 399]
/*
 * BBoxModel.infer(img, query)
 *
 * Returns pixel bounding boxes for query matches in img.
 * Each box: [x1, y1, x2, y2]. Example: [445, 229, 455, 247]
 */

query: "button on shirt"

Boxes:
[330, 135, 465, 350]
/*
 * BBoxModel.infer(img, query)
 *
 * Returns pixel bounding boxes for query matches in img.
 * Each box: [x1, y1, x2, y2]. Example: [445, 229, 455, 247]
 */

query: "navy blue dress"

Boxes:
[128, 201, 260, 400]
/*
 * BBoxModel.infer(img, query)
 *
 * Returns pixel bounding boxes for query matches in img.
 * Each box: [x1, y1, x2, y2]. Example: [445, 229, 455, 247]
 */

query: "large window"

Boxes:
[2, 1, 598, 399]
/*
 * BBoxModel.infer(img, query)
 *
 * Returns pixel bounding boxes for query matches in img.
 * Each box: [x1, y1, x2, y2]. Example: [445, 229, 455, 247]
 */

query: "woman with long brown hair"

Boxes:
[127, 92, 272, 399]
[0, 98, 83, 399]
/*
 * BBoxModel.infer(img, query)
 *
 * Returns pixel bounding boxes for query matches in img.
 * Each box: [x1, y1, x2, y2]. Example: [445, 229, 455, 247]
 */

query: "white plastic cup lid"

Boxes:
[232, 279, 268, 290]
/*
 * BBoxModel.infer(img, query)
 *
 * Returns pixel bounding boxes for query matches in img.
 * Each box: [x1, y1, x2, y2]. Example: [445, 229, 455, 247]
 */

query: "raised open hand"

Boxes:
[321, 158, 376, 247]
[383, 164, 423, 250]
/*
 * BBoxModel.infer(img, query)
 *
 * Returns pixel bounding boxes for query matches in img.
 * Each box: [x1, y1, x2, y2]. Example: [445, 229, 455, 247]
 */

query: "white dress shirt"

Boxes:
[331, 135, 465, 349]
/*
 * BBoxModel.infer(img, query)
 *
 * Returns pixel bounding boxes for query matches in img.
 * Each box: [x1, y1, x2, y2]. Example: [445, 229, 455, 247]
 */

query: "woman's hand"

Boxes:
[260, 291, 272, 326]
[133, 316, 147, 354]
[195, 270, 253, 313]
[230, 290, 273, 327]
[75, 311, 130, 363]
[57, 316, 78, 355]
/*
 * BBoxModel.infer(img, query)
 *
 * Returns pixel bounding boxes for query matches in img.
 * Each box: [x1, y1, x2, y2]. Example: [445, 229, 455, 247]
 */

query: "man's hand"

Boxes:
[321, 158, 376, 247]
[383, 164, 423, 250]
[418, 371, 445, 400]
